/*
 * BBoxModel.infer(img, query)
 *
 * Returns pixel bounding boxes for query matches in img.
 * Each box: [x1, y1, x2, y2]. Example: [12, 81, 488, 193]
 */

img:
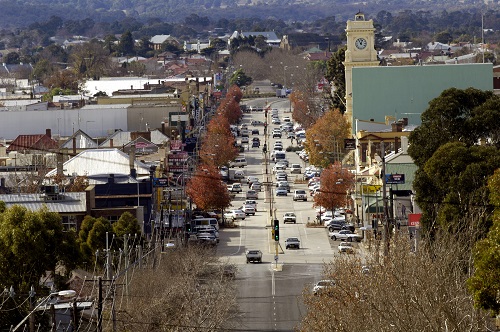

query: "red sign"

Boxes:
[408, 213, 421, 227]
[170, 140, 183, 151]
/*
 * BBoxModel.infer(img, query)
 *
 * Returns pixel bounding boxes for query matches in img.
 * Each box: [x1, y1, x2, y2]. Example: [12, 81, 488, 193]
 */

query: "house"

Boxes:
[184, 40, 211, 53]
[7, 129, 59, 153]
[60, 129, 98, 154]
[150, 35, 180, 51]
[45, 148, 152, 178]
[99, 129, 169, 149]
[228, 31, 281, 47]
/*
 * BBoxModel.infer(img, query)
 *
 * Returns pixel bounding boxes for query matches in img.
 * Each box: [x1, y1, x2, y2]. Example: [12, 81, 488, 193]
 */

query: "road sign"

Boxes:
[385, 173, 405, 184]
[153, 178, 169, 187]
[274, 255, 278, 262]
[408, 213, 421, 227]
[344, 138, 356, 150]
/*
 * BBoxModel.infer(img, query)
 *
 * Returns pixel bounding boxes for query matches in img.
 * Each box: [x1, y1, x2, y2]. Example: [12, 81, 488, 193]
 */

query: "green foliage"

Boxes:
[468, 170, 500, 315]
[325, 47, 346, 114]
[113, 212, 141, 237]
[409, 88, 500, 234]
[229, 68, 252, 87]
[118, 30, 135, 56]
[0, 205, 79, 292]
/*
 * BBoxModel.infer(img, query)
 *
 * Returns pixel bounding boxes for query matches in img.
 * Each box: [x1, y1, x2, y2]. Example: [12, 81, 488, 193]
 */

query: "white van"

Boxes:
[193, 218, 219, 230]
[230, 157, 247, 168]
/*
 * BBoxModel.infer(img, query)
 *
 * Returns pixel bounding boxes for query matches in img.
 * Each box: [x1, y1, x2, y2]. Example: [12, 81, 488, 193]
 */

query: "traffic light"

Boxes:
[273, 219, 279, 241]
[185, 222, 192, 233]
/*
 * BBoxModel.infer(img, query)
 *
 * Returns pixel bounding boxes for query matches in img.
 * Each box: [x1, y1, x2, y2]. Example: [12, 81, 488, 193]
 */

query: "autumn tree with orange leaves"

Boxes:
[186, 164, 232, 212]
[199, 113, 238, 167]
[313, 162, 354, 213]
[218, 86, 243, 125]
[304, 109, 350, 168]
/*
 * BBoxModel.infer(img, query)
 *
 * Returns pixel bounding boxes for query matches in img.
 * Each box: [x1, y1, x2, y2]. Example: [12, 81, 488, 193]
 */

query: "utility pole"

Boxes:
[381, 142, 389, 256]
[106, 232, 113, 280]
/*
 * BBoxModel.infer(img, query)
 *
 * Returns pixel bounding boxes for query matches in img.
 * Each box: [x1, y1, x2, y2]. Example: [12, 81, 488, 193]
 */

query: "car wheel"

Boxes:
[297, 246, 300, 249]
[348, 237, 353, 242]
[332, 236, 337, 241]
[286, 246, 289, 249]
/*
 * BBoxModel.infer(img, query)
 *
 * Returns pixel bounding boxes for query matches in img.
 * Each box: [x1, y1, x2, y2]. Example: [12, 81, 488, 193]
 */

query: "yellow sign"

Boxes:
[361, 185, 381, 193]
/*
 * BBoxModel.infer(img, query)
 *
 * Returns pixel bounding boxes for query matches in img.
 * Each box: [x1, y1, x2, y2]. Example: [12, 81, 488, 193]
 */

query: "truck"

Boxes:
[246, 250, 263, 263]
[285, 237, 300, 249]
[276, 88, 287, 98]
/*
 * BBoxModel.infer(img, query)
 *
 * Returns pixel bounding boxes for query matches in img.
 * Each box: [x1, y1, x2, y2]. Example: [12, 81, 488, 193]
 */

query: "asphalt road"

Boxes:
[216, 97, 343, 331]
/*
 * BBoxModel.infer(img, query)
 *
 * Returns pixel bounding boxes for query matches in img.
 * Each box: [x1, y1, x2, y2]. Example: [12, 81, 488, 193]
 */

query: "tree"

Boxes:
[408, 88, 500, 233]
[117, 30, 135, 56]
[468, 169, 500, 315]
[199, 115, 238, 168]
[304, 109, 350, 168]
[313, 163, 354, 213]
[114, 246, 238, 331]
[69, 40, 111, 80]
[229, 68, 252, 87]
[325, 47, 346, 114]
[113, 211, 141, 238]
[77, 215, 113, 264]
[301, 234, 493, 331]
[186, 164, 231, 212]
[0, 205, 79, 292]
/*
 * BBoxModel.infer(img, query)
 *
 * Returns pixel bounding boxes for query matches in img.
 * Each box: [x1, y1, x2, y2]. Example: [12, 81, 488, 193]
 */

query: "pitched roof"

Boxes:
[45, 148, 151, 177]
[60, 129, 98, 149]
[150, 35, 176, 44]
[7, 133, 59, 152]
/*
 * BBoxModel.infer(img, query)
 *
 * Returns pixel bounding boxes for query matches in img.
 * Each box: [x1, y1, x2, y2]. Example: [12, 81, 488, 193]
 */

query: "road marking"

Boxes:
[271, 268, 275, 296]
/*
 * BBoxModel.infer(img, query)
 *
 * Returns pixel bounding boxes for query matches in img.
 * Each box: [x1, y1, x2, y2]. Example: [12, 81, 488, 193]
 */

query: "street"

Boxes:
[216, 97, 339, 331]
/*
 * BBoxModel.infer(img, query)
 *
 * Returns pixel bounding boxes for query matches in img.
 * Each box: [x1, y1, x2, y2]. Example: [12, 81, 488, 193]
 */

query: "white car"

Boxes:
[313, 280, 335, 295]
[282, 116, 291, 122]
[250, 182, 262, 191]
[247, 176, 260, 184]
[244, 199, 258, 211]
[241, 137, 249, 144]
[338, 242, 354, 254]
[225, 209, 246, 220]
[273, 163, 287, 173]
[290, 164, 302, 174]
[241, 205, 256, 216]
[330, 230, 362, 242]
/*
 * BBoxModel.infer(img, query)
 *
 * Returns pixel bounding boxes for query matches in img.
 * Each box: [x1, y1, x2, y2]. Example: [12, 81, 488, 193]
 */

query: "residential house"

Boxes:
[150, 35, 180, 51]
[6, 129, 59, 167]
[184, 40, 211, 53]
[228, 31, 281, 47]
[60, 129, 98, 155]
[99, 129, 169, 149]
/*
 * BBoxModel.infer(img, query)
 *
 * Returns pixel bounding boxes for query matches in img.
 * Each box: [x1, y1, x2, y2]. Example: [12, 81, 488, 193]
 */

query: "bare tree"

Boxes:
[300, 233, 493, 332]
[113, 246, 239, 331]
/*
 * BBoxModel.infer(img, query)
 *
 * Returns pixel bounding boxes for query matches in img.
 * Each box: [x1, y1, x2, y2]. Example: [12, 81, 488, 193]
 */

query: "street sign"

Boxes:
[408, 213, 421, 227]
[153, 178, 169, 187]
[344, 138, 356, 150]
[385, 173, 405, 184]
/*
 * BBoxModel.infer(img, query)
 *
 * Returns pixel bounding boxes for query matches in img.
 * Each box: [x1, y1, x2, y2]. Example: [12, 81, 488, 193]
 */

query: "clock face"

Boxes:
[355, 38, 367, 50]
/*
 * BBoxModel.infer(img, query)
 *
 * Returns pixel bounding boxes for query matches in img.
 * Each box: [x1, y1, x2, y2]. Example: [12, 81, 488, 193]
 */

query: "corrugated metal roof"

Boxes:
[45, 148, 151, 177]
[0, 192, 87, 213]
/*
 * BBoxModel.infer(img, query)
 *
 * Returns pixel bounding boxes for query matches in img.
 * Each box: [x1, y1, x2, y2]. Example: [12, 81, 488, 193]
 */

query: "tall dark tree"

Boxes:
[118, 30, 135, 56]
[408, 88, 500, 234]
[325, 47, 346, 114]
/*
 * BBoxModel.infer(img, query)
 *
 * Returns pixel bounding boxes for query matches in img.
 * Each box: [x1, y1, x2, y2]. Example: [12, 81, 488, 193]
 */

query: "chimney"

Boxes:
[56, 152, 64, 176]
[401, 117, 408, 126]
[110, 138, 113, 148]
[0, 178, 5, 188]
[46, 128, 52, 138]
[108, 173, 115, 184]
[72, 137, 76, 155]
[401, 136, 409, 154]
[391, 122, 403, 132]
[130, 144, 136, 178]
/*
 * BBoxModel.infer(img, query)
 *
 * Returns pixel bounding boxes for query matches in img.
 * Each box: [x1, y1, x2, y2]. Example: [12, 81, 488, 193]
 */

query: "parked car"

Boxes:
[338, 241, 354, 254]
[251, 120, 265, 126]
[313, 280, 335, 295]
[241, 137, 249, 144]
[276, 181, 291, 192]
[246, 190, 258, 200]
[224, 209, 246, 220]
[329, 230, 362, 242]
[252, 141, 260, 148]
[251, 129, 260, 135]
[272, 130, 282, 138]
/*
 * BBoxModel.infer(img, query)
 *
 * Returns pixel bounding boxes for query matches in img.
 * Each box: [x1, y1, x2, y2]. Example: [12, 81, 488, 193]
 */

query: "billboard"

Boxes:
[385, 173, 405, 184]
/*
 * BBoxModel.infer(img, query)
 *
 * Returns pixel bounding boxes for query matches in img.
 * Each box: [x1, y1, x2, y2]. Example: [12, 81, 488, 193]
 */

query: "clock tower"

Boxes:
[343, 12, 379, 129]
